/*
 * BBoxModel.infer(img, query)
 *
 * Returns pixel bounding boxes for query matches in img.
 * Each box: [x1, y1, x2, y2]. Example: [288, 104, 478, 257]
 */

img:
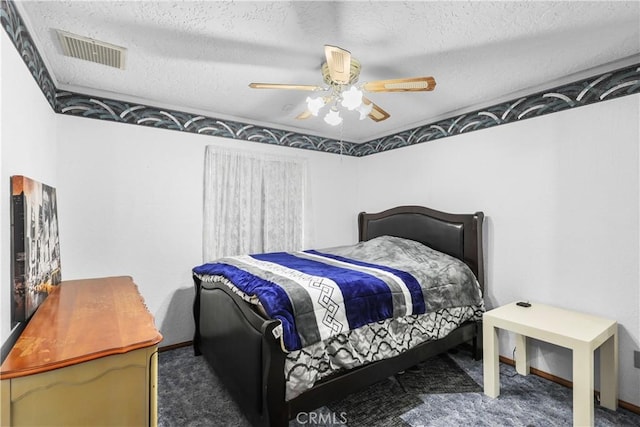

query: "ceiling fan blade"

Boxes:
[249, 83, 322, 91]
[362, 76, 436, 92]
[363, 96, 390, 122]
[324, 45, 352, 84]
[296, 110, 312, 120]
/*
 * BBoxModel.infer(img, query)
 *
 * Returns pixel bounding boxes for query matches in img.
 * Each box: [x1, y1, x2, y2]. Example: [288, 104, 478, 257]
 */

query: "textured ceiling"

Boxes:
[14, 1, 640, 143]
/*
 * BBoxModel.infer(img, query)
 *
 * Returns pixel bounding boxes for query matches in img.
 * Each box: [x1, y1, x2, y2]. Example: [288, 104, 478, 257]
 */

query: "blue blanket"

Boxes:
[193, 236, 482, 351]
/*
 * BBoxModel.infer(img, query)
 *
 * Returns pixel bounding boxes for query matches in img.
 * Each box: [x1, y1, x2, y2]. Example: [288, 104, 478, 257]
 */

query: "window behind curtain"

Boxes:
[202, 146, 307, 262]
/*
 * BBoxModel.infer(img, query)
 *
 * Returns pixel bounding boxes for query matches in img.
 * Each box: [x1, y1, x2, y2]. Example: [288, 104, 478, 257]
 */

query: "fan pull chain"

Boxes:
[339, 120, 344, 160]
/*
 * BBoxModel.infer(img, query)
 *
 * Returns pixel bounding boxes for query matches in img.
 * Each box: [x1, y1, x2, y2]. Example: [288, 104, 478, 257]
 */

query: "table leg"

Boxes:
[598, 331, 618, 410]
[483, 320, 500, 398]
[573, 344, 594, 427]
[515, 333, 530, 376]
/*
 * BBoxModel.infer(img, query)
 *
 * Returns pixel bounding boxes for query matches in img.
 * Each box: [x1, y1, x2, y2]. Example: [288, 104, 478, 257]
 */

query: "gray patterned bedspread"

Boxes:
[323, 235, 482, 312]
[194, 235, 483, 353]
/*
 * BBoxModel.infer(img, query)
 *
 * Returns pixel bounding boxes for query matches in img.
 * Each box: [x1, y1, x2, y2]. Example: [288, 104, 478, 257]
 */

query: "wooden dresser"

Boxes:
[1, 276, 163, 426]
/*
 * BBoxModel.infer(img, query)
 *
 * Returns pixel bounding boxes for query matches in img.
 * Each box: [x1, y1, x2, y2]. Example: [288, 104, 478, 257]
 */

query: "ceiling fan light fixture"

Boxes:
[306, 96, 326, 116]
[340, 86, 363, 110]
[248, 45, 436, 126]
[324, 108, 343, 126]
[357, 101, 374, 120]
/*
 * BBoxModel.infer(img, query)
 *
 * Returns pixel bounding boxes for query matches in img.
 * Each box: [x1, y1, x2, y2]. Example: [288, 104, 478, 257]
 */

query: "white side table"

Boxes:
[483, 302, 618, 427]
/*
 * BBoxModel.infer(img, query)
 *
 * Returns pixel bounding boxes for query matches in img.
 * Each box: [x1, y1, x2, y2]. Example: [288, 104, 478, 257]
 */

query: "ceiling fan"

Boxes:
[249, 45, 436, 126]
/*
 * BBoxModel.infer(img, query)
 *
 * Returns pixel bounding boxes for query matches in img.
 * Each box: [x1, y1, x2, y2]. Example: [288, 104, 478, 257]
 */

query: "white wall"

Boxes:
[55, 115, 360, 347]
[358, 94, 640, 406]
[0, 30, 58, 345]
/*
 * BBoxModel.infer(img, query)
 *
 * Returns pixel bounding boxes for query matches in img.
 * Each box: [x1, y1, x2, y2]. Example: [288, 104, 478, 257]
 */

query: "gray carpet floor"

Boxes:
[157, 345, 640, 426]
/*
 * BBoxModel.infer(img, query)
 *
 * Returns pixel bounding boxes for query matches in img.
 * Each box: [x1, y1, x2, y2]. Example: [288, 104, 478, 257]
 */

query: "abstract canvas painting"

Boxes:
[10, 175, 61, 327]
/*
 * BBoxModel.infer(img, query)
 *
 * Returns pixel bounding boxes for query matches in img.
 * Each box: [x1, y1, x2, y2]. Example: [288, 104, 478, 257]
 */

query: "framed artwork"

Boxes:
[10, 175, 61, 328]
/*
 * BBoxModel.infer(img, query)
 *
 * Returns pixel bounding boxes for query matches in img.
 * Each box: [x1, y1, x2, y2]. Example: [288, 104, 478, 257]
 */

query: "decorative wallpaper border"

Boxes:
[359, 63, 640, 156]
[3, 0, 639, 157]
[54, 91, 358, 156]
[1, 0, 57, 110]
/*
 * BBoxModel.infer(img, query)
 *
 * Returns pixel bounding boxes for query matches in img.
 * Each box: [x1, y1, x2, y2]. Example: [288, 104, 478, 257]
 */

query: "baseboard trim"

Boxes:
[499, 356, 640, 415]
[159, 341, 193, 353]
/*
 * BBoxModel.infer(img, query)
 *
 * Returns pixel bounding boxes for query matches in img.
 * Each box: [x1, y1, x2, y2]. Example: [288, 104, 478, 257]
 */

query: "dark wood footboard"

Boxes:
[193, 276, 287, 426]
[192, 275, 202, 357]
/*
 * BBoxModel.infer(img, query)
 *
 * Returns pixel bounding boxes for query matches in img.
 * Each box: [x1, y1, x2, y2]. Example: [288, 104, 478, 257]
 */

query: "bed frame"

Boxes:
[193, 205, 485, 427]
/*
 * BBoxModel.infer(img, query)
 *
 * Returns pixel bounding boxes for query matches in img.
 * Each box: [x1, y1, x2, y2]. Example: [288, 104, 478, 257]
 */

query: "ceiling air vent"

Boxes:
[56, 29, 126, 69]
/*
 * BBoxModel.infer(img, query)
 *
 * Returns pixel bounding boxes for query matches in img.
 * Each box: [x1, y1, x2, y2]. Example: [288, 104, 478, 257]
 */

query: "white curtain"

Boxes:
[202, 146, 307, 262]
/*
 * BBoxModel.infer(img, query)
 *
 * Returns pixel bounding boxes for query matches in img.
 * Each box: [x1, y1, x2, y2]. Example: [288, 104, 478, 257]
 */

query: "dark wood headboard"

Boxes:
[358, 205, 485, 294]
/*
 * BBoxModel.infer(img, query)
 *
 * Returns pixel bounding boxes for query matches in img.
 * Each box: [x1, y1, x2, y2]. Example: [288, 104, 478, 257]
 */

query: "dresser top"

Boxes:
[1, 276, 163, 379]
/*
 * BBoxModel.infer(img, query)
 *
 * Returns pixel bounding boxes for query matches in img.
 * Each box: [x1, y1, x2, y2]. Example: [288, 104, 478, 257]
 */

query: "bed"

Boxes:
[192, 205, 485, 427]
